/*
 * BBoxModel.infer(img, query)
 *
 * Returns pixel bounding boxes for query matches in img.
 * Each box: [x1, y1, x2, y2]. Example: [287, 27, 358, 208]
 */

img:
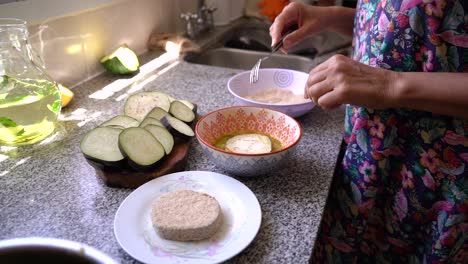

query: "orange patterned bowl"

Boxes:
[195, 106, 302, 177]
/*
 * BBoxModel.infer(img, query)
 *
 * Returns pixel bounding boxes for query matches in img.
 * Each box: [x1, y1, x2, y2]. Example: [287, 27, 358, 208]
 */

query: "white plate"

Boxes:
[114, 171, 262, 264]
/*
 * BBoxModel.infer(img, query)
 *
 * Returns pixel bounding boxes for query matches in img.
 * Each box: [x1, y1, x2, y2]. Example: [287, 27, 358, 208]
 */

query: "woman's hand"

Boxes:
[304, 54, 397, 110]
[270, 2, 332, 50]
[270, 3, 356, 51]
[306, 54, 468, 118]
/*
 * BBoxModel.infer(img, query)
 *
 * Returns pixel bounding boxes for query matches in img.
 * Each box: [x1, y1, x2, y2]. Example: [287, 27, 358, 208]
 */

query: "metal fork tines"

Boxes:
[249, 55, 271, 84]
[250, 44, 281, 84]
[249, 25, 298, 84]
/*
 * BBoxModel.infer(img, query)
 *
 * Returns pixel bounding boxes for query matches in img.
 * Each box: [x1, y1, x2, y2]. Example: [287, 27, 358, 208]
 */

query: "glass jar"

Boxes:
[0, 18, 61, 146]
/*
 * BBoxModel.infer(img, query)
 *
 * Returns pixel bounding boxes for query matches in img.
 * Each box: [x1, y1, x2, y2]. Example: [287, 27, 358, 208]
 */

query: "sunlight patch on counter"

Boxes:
[116, 60, 180, 102]
[89, 48, 180, 101]
[0, 145, 16, 154]
[0, 154, 7, 163]
[14, 157, 30, 167]
[125, 74, 158, 95]
[59, 108, 102, 127]
[0, 156, 31, 177]
[157, 60, 179, 75]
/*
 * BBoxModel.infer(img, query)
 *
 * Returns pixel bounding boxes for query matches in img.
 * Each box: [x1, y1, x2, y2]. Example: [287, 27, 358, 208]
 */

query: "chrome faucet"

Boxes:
[180, 0, 217, 39]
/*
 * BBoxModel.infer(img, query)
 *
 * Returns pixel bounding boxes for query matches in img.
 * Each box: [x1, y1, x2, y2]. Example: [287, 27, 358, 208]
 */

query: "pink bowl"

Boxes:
[195, 106, 302, 176]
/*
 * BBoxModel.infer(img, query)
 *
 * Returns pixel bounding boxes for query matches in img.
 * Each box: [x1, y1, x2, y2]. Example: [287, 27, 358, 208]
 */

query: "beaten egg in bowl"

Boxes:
[195, 106, 302, 177]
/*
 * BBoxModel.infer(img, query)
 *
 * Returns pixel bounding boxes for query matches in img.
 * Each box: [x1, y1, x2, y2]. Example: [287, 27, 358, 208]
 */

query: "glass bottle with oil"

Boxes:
[0, 18, 61, 146]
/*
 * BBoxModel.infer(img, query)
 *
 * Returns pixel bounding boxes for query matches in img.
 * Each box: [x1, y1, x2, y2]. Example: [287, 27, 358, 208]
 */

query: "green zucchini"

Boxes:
[100, 44, 140, 74]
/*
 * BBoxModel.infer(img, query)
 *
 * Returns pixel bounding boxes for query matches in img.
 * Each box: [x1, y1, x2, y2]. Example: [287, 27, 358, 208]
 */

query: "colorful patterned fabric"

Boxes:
[312, 0, 468, 263]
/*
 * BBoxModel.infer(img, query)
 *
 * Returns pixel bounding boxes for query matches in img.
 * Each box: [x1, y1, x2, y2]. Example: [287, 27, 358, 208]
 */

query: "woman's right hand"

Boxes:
[269, 2, 334, 51]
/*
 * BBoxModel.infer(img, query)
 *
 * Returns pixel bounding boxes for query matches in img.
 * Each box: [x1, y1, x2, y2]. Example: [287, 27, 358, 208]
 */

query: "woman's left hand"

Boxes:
[305, 54, 397, 110]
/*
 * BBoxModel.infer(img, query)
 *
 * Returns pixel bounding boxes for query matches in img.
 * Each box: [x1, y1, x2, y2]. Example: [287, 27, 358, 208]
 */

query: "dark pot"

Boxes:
[0, 237, 118, 264]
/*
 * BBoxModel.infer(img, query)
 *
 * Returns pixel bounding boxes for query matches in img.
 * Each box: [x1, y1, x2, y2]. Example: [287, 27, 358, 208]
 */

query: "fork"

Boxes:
[249, 25, 298, 84]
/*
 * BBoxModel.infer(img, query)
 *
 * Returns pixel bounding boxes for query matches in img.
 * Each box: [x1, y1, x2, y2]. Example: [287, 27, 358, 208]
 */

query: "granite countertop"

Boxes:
[0, 27, 346, 264]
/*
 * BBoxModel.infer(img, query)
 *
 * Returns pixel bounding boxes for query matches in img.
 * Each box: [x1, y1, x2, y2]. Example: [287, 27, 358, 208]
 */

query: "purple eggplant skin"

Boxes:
[186, 104, 198, 127]
[192, 104, 198, 115]
[83, 155, 127, 170]
[84, 157, 106, 170]
[80, 126, 125, 168]
[117, 142, 167, 172]
[160, 116, 194, 140]
[169, 100, 195, 123]
[117, 127, 166, 172]
[124, 156, 165, 172]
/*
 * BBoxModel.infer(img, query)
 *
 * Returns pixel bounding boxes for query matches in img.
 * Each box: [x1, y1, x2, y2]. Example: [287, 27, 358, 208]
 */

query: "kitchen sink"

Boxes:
[183, 48, 316, 72]
[182, 18, 352, 72]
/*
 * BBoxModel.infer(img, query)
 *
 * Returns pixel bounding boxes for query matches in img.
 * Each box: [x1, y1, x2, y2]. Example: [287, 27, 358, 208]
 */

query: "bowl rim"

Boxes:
[0, 237, 118, 263]
[195, 106, 302, 157]
[227, 68, 313, 107]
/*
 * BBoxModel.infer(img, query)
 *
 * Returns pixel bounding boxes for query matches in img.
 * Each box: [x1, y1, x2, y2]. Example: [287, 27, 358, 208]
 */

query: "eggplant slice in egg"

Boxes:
[225, 133, 272, 154]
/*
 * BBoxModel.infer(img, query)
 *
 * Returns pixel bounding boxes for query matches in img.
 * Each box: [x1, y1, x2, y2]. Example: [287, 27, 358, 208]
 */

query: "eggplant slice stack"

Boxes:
[80, 91, 196, 171]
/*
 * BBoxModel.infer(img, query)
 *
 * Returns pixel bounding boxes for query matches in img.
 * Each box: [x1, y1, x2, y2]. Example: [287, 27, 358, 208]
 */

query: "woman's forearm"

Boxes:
[327, 7, 356, 37]
[392, 72, 468, 118]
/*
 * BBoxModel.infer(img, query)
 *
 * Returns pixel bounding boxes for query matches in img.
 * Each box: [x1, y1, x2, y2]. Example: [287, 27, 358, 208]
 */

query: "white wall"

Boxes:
[0, 0, 200, 87]
[0, 0, 116, 24]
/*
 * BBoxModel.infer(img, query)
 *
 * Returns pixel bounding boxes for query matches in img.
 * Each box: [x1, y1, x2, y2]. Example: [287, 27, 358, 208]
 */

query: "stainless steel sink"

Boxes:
[182, 18, 351, 72]
[183, 47, 316, 72]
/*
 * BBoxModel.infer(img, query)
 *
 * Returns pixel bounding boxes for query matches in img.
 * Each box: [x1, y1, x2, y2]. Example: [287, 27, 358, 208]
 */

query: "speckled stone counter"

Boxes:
[0, 45, 345, 263]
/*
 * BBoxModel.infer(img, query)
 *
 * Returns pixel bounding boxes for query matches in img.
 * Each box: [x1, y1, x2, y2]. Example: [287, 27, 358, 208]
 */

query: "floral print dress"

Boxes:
[312, 0, 467, 263]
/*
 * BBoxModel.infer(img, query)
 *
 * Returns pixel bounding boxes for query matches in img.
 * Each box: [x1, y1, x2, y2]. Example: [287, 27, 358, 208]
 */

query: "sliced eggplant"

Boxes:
[100, 115, 139, 128]
[118, 127, 165, 170]
[84, 157, 107, 170]
[143, 124, 175, 155]
[191, 103, 198, 117]
[145, 106, 169, 121]
[225, 133, 272, 154]
[139, 117, 164, 128]
[80, 126, 125, 167]
[124, 92, 171, 121]
[103, 125, 126, 130]
[167, 95, 194, 110]
[167, 94, 177, 102]
[161, 115, 195, 138]
[169, 100, 195, 123]
[179, 99, 195, 110]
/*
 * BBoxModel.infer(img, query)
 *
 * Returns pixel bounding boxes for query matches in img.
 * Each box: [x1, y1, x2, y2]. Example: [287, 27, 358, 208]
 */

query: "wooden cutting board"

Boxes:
[91, 137, 193, 189]
[89, 114, 198, 189]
